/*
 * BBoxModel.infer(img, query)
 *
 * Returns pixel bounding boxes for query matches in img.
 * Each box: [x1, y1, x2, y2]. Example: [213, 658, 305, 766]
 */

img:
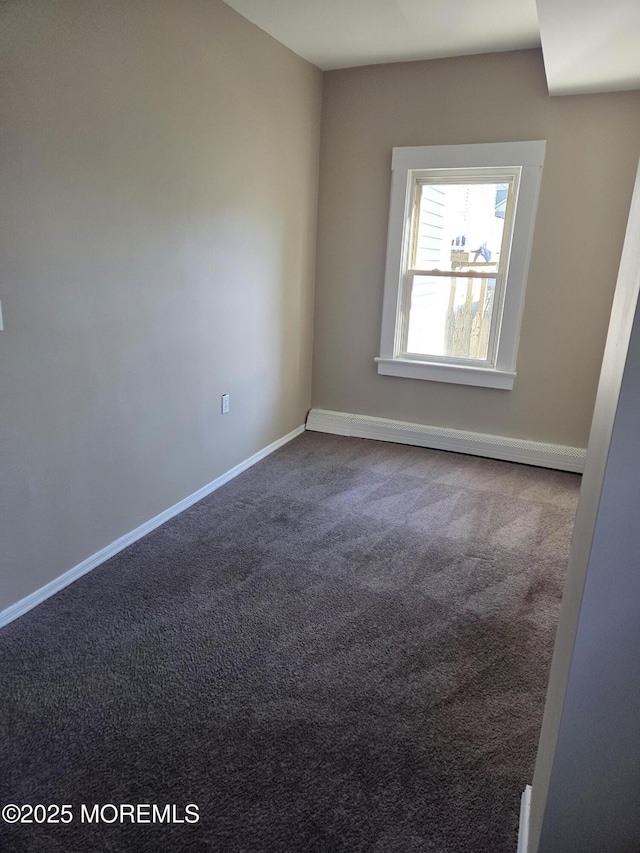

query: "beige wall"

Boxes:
[312, 49, 640, 448]
[0, 0, 322, 611]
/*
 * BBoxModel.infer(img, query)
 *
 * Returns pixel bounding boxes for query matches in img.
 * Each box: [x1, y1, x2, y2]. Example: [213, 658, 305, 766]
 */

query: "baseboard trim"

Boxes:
[306, 409, 585, 473]
[518, 785, 532, 853]
[0, 425, 305, 630]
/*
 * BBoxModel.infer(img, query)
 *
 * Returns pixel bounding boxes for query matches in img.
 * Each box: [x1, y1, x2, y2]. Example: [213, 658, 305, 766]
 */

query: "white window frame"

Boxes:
[376, 141, 546, 390]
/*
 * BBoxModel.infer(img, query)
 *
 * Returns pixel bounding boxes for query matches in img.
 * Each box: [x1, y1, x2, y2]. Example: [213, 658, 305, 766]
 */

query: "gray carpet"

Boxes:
[0, 432, 580, 852]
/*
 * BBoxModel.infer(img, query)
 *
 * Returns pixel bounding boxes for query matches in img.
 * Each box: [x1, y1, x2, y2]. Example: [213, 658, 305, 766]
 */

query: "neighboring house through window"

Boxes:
[376, 141, 546, 389]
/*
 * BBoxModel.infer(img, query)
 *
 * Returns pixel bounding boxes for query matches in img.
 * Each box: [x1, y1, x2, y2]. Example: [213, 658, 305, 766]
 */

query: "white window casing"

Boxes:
[376, 141, 546, 390]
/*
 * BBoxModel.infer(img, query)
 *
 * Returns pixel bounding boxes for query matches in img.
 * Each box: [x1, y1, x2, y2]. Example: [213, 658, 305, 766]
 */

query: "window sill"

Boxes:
[374, 357, 516, 389]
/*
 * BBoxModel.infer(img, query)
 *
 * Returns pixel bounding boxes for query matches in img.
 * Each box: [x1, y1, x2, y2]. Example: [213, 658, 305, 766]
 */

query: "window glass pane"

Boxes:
[406, 275, 496, 361]
[413, 183, 509, 274]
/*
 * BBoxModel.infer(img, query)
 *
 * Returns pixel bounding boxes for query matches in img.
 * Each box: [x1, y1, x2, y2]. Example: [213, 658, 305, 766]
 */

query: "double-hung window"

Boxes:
[376, 141, 546, 389]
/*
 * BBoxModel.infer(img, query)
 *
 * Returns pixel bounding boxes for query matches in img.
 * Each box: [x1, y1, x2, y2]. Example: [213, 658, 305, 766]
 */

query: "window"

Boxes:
[376, 141, 546, 389]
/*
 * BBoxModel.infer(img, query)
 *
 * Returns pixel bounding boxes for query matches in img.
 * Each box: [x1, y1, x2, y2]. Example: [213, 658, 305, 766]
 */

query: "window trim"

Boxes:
[376, 141, 546, 390]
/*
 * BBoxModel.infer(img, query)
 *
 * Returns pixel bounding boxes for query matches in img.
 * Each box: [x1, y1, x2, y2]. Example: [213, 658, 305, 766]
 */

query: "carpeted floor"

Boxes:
[0, 432, 580, 852]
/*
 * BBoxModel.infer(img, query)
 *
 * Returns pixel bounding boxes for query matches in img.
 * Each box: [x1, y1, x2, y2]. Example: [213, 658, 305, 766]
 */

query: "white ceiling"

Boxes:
[223, 0, 640, 95]
[537, 0, 640, 95]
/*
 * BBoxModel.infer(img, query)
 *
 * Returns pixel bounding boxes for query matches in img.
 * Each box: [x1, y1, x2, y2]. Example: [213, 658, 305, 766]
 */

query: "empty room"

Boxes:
[2, 1, 640, 851]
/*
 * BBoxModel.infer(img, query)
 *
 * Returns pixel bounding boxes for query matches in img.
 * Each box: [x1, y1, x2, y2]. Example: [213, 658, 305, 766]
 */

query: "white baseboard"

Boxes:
[518, 785, 532, 853]
[0, 425, 305, 630]
[306, 409, 586, 473]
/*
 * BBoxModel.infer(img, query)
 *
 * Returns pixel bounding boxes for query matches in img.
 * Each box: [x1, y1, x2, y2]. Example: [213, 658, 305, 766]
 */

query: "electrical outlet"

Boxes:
[221, 393, 230, 414]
